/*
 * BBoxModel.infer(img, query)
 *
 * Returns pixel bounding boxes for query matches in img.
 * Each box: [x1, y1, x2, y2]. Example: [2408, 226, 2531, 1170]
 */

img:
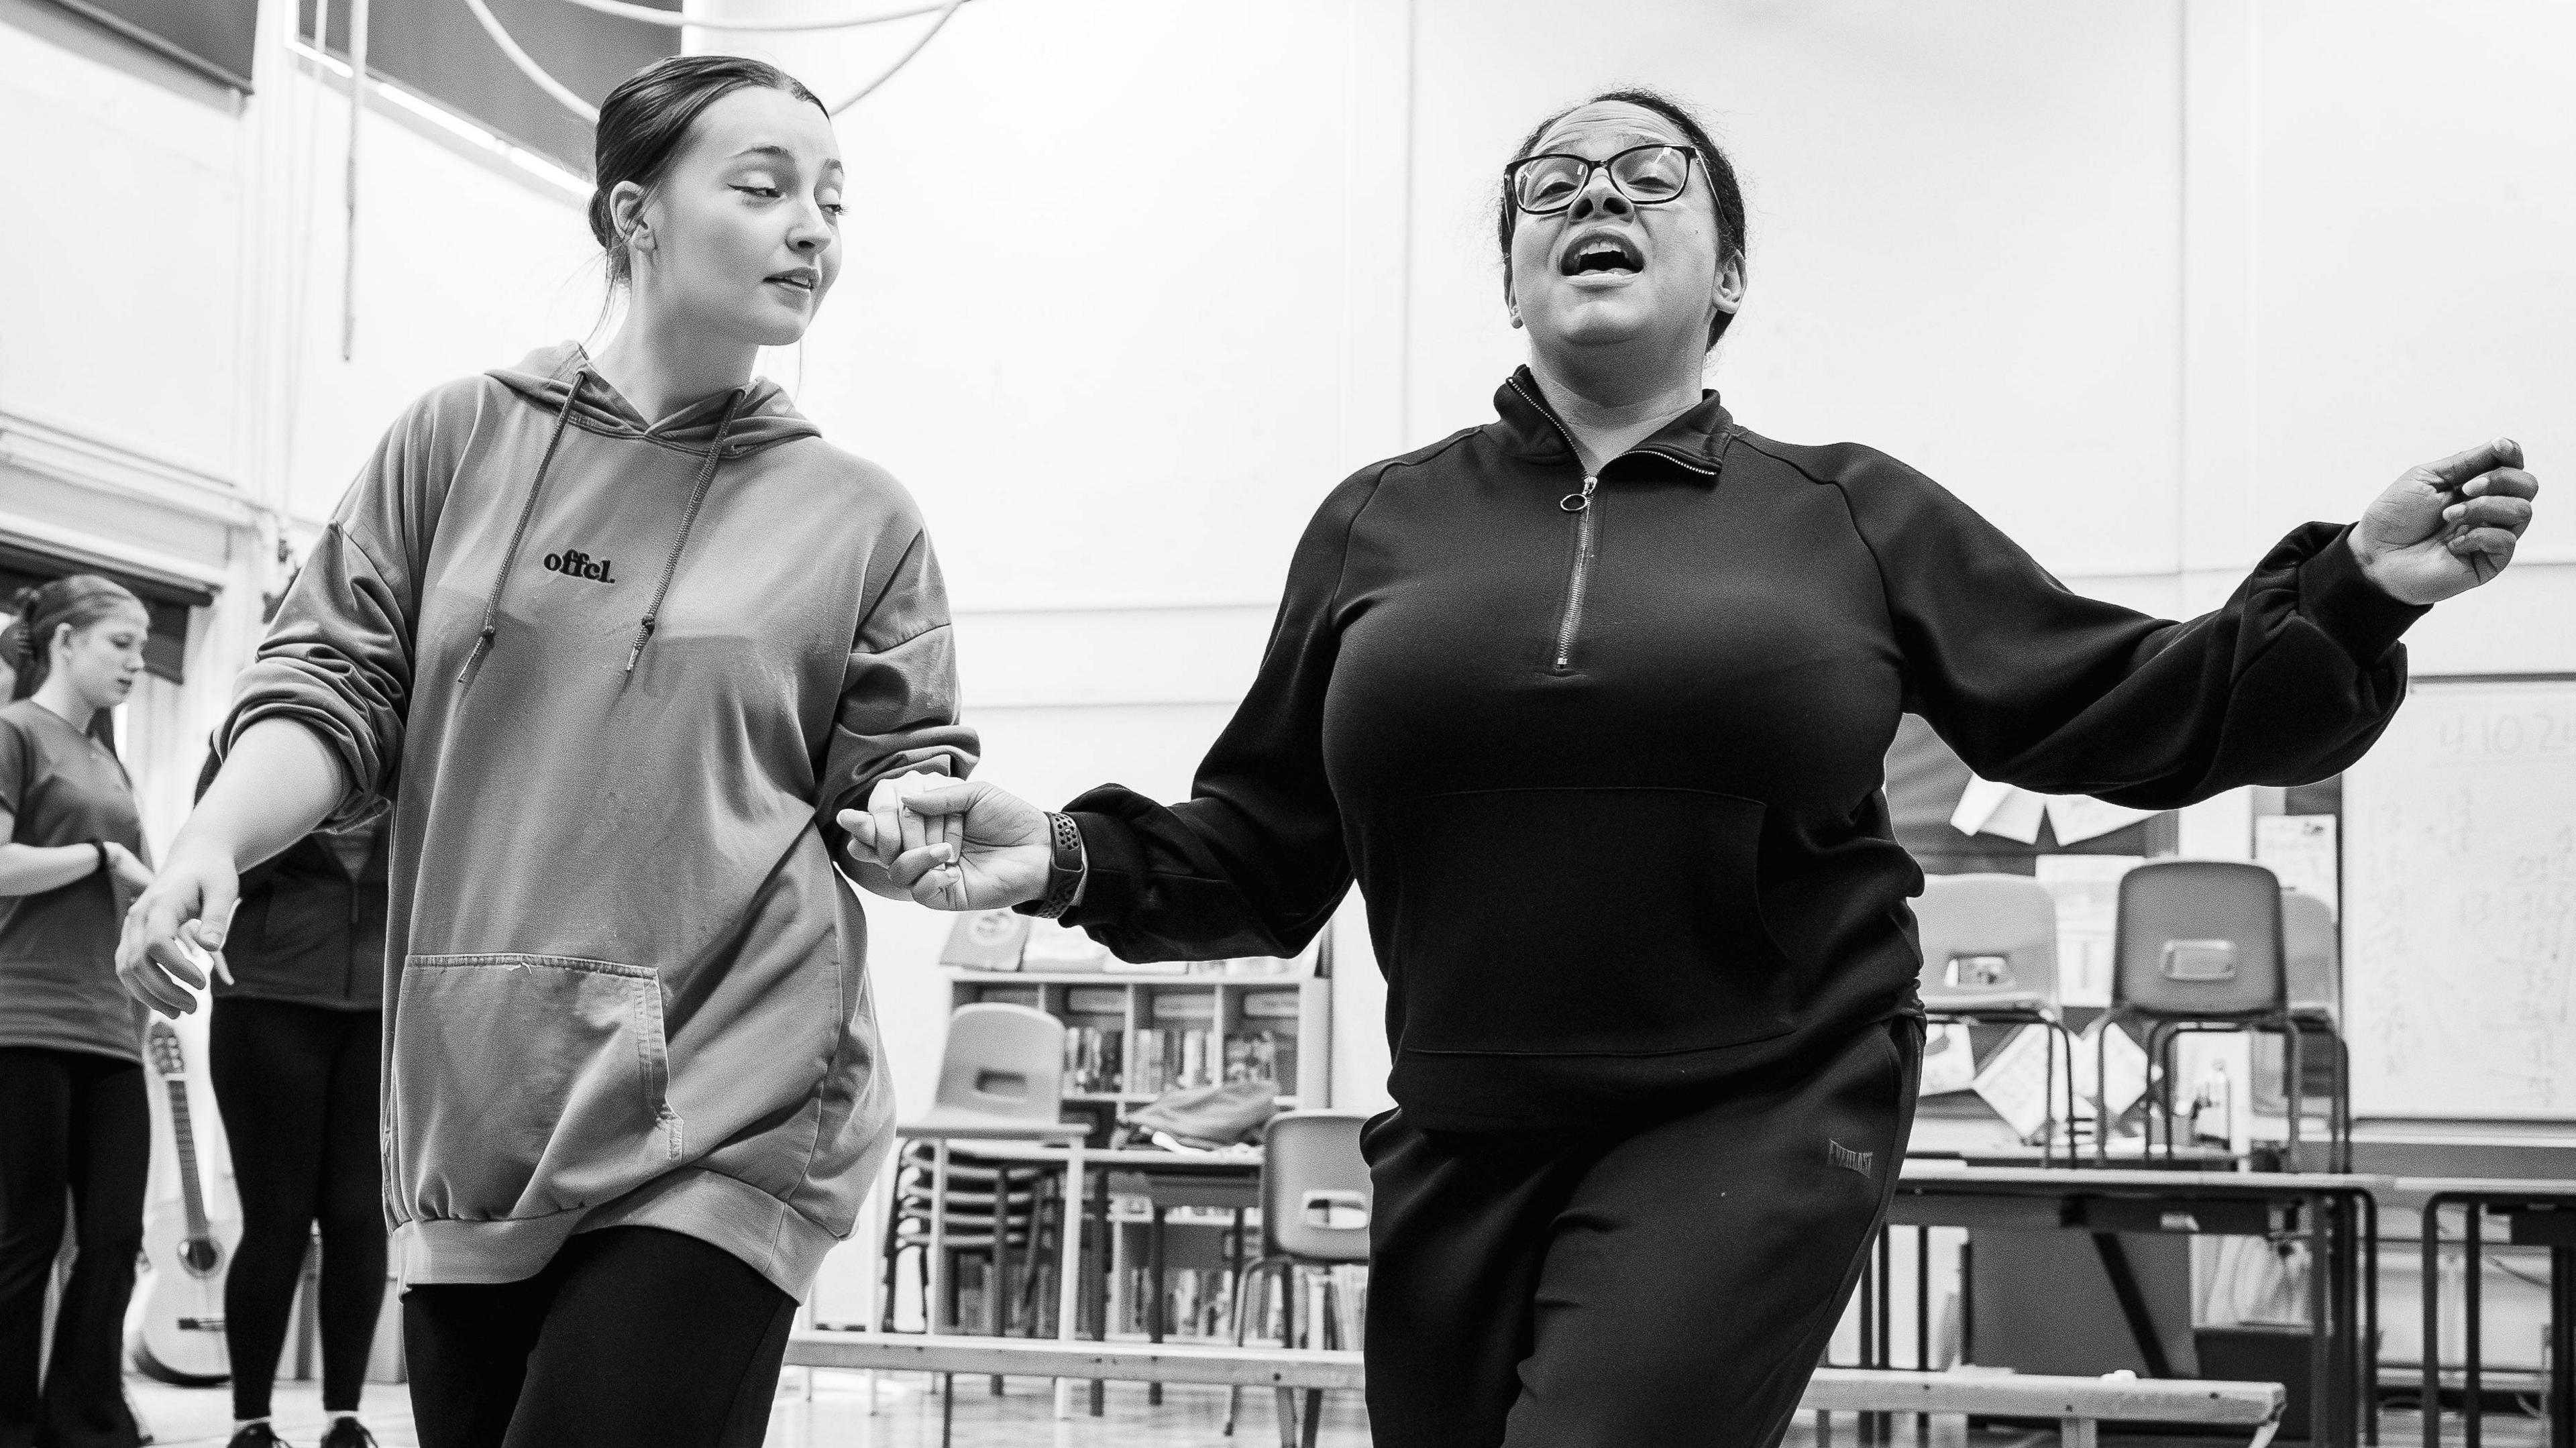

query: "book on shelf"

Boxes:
[1223, 1029, 1295, 1090]
[1148, 993, 1216, 1023]
[1062, 1017, 1125, 1095]
[1114, 1025, 1297, 1097]
[1240, 989, 1301, 1020]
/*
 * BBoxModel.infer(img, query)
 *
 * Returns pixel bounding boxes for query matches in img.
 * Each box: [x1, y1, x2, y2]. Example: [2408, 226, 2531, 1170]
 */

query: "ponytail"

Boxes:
[4, 574, 146, 702]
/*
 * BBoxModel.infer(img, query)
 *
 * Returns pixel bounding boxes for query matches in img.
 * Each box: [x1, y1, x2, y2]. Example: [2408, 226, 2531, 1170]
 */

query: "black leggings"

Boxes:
[207, 998, 386, 1420]
[1361, 1017, 1924, 1448]
[402, 1226, 797, 1448]
[0, 1047, 148, 1448]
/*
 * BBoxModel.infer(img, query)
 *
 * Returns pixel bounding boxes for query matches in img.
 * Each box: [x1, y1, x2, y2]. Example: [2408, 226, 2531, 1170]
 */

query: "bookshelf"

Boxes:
[940, 912, 1333, 1111]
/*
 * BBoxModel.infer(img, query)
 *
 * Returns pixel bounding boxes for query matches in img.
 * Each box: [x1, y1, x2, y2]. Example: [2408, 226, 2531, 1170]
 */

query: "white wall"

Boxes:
[0, 0, 619, 1217]
[8, 0, 2572, 1172]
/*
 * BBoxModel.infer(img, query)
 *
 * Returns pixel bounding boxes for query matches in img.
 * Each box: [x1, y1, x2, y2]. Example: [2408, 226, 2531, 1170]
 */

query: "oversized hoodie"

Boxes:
[223, 342, 975, 1296]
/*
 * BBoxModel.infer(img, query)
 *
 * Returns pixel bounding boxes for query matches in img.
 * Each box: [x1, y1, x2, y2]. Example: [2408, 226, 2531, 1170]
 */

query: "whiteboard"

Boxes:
[2345, 677, 2576, 1120]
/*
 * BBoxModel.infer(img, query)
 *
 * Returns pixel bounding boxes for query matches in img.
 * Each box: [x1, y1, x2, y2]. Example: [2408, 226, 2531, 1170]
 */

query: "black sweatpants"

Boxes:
[207, 998, 386, 1420]
[1361, 1017, 1923, 1448]
[0, 1047, 149, 1448]
[402, 1225, 797, 1448]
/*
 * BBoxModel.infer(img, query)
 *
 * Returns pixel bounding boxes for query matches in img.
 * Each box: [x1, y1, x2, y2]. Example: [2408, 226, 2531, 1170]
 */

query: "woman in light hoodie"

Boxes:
[117, 56, 971, 1448]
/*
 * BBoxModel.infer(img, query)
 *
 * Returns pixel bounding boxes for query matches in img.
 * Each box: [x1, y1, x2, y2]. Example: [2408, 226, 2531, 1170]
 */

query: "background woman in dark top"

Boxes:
[874, 89, 2541, 1447]
[191, 746, 388, 1448]
[0, 576, 157, 1448]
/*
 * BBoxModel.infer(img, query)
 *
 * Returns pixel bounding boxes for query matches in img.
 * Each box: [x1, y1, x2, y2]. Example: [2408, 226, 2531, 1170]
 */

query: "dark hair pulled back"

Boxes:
[588, 54, 829, 290]
[5, 574, 145, 702]
[1498, 87, 1749, 349]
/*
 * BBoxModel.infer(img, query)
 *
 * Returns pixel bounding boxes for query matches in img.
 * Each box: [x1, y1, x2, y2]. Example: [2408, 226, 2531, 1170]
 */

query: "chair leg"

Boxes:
[2039, 1020, 2059, 1166]
[1224, 1259, 1283, 1437]
[2094, 1019, 2113, 1165]
[2331, 1029, 2353, 1174]
[2049, 1022, 2081, 1164]
[1301, 1276, 1335, 1448]
[1276, 1263, 1305, 1448]
[2286, 1019, 2306, 1172]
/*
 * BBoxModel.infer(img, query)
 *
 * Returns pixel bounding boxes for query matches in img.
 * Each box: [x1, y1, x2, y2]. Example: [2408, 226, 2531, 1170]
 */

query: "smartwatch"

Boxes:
[1030, 812, 1086, 920]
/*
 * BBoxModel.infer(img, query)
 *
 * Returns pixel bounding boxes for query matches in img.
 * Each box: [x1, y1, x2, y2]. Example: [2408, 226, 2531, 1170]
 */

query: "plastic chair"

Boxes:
[2106, 860, 2333, 1168]
[879, 1143, 1050, 1338]
[1914, 874, 2079, 1162]
[1224, 1112, 1372, 1448]
[885, 1003, 1089, 1403]
[2249, 889, 2351, 1164]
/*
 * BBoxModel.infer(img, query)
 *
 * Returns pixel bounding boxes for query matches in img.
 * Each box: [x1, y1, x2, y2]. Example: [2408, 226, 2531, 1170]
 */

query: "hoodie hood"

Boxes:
[490, 341, 820, 459]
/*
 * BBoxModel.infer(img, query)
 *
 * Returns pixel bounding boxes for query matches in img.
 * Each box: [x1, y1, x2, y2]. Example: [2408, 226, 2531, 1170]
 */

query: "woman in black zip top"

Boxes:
[190, 741, 390, 1448]
[855, 90, 2540, 1447]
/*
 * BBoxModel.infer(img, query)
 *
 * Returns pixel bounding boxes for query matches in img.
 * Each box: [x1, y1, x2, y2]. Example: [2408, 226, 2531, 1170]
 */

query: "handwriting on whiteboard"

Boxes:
[2346, 682, 2576, 1119]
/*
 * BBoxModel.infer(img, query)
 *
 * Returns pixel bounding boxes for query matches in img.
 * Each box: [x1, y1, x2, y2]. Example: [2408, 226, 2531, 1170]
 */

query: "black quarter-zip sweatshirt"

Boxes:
[1051, 369, 2424, 1131]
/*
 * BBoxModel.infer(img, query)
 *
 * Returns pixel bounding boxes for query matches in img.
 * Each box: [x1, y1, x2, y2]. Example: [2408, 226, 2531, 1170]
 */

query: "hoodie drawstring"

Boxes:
[626, 388, 747, 673]
[457, 375, 586, 686]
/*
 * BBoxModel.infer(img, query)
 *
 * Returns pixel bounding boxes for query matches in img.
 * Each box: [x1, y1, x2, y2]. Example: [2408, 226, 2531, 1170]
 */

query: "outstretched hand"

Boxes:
[838, 779, 1053, 911]
[2351, 439, 2540, 604]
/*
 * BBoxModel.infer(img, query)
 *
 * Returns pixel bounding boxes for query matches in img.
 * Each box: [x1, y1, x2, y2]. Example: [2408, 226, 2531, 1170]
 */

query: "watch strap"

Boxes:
[1032, 812, 1084, 919]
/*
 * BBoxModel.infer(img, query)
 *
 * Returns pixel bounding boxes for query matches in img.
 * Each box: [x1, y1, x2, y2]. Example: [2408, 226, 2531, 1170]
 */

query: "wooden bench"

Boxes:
[784, 1333, 2286, 1448]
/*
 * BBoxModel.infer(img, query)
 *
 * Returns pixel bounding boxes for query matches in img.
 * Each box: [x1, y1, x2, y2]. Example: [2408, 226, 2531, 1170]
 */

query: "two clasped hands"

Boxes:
[836, 773, 1051, 912]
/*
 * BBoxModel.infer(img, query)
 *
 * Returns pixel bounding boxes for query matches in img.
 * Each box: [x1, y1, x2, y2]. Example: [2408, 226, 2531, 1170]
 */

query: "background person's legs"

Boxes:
[209, 998, 335, 1424]
[43, 1051, 150, 1448]
[0, 1048, 77, 1448]
[313, 1009, 386, 1416]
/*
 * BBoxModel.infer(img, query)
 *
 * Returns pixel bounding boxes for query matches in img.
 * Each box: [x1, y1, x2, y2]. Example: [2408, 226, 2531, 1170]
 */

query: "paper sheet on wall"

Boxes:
[2071, 1018, 2152, 1120]
[1949, 776, 2014, 837]
[1970, 1023, 2057, 1139]
[2253, 814, 2339, 918]
[2043, 794, 2159, 846]
[1919, 1022, 1979, 1096]
[2031, 855, 2143, 1007]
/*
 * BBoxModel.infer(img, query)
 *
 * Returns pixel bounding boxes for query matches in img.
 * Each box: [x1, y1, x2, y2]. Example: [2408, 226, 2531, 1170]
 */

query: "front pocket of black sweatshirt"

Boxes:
[1387, 786, 1796, 1056]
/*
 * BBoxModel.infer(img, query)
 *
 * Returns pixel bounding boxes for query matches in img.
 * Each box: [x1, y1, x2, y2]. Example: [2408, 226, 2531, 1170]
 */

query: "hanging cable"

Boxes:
[462, 0, 600, 121]
[547, 0, 967, 33]
[826, 0, 959, 113]
[461, 0, 965, 125]
[341, 0, 370, 359]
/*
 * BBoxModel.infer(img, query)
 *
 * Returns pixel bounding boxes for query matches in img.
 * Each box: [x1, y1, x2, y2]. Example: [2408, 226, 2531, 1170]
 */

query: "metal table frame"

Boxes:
[2409, 1178, 2576, 1448]
[1883, 1165, 2383, 1448]
[913, 1141, 1263, 1418]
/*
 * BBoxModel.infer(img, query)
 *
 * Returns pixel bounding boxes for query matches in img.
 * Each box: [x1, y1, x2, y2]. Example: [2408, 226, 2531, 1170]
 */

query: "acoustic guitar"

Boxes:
[126, 1017, 237, 1386]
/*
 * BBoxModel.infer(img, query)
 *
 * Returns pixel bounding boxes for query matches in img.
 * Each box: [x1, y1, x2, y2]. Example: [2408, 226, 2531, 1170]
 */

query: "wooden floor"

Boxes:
[127, 1373, 2558, 1448]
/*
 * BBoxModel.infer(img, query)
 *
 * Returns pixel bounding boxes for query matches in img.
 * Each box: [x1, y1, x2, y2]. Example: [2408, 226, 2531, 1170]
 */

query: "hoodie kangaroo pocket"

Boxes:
[392, 954, 683, 1219]
[1388, 787, 1795, 1057]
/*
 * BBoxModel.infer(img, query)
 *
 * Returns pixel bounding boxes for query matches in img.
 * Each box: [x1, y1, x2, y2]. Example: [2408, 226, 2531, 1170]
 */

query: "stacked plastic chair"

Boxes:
[1914, 873, 2078, 1162]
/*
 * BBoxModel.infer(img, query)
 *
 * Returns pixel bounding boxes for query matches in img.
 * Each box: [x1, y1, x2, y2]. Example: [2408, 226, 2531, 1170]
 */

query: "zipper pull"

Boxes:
[1559, 475, 1599, 512]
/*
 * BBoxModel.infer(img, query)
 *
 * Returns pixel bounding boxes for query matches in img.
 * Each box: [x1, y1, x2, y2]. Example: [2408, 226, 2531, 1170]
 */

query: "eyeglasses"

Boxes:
[1505, 144, 1699, 216]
